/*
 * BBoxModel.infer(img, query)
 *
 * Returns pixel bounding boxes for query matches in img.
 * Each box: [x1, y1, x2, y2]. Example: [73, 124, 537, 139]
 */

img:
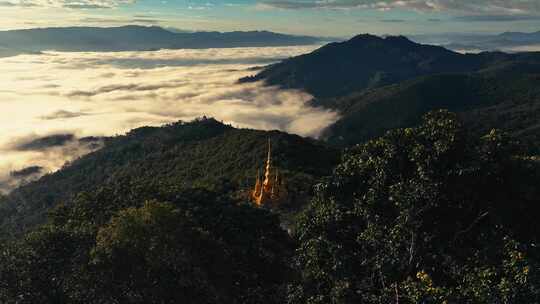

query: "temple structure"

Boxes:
[251, 139, 287, 207]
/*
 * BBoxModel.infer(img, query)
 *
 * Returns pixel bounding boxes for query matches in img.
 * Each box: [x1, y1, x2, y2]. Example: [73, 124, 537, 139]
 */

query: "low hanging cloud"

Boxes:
[79, 17, 159, 24]
[0, 133, 104, 192]
[13, 133, 76, 151]
[40, 110, 90, 120]
[0, 45, 338, 192]
[454, 14, 540, 22]
[380, 19, 406, 23]
[257, 0, 540, 16]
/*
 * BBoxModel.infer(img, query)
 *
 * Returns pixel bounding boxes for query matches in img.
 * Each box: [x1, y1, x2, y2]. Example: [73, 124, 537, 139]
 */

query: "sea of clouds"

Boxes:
[0, 45, 339, 192]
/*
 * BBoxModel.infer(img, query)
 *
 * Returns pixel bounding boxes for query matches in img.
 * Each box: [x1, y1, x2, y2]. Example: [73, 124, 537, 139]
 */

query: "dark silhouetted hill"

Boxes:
[241, 34, 540, 98]
[244, 34, 540, 151]
[319, 71, 540, 149]
[240, 34, 502, 98]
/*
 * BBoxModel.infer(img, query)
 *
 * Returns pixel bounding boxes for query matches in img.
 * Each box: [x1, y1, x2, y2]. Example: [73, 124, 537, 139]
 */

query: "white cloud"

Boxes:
[0, 45, 339, 191]
[257, 0, 540, 16]
[0, 0, 135, 9]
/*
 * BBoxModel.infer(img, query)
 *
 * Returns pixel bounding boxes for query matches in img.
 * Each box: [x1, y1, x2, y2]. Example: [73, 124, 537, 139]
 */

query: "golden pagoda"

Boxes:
[251, 139, 287, 207]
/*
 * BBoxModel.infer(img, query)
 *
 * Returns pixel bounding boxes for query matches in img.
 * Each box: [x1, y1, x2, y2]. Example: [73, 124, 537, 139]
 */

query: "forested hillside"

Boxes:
[0, 118, 339, 237]
[1, 111, 538, 303]
[291, 111, 540, 303]
[319, 71, 540, 150]
[244, 34, 540, 151]
[240, 34, 521, 98]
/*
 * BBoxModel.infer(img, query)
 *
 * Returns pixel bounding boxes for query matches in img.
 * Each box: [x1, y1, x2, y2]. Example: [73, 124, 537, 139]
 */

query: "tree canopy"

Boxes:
[0, 189, 294, 304]
[1, 112, 539, 303]
[290, 110, 540, 303]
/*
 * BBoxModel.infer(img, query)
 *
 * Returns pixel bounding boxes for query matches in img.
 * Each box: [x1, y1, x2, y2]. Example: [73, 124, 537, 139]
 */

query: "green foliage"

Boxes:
[91, 201, 235, 303]
[0, 118, 339, 237]
[0, 188, 294, 303]
[321, 72, 540, 151]
[290, 110, 540, 303]
[0, 225, 94, 303]
[2, 112, 540, 303]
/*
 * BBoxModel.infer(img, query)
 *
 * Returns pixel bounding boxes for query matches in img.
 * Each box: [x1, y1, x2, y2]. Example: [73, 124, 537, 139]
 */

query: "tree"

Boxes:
[290, 110, 540, 303]
[0, 188, 295, 304]
[90, 201, 229, 303]
[0, 225, 92, 304]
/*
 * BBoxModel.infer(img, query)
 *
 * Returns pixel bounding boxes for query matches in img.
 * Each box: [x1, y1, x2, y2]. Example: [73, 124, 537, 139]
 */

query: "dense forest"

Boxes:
[319, 71, 540, 151]
[0, 111, 539, 303]
[242, 34, 540, 99]
[0, 118, 339, 237]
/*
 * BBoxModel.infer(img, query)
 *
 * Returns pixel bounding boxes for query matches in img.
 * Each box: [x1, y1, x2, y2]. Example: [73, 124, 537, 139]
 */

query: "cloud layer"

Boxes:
[0, 45, 338, 192]
[258, 0, 540, 16]
[0, 0, 134, 9]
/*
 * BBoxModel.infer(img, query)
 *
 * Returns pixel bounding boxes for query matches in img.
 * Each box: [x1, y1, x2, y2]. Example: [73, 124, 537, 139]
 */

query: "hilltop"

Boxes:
[244, 34, 540, 151]
[240, 34, 498, 98]
[0, 118, 339, 237]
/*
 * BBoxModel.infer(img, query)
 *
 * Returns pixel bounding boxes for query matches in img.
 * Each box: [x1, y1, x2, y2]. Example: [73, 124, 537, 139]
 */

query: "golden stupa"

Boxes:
[251, 139, 287, 207]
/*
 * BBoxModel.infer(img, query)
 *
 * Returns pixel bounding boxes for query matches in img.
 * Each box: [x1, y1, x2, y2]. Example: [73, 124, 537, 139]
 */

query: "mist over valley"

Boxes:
[0, 45, 339, 192]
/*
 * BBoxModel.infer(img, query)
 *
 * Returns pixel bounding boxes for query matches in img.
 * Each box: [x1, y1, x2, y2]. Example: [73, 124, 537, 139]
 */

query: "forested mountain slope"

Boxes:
[319, 71, 540, 149]
[240, 34, 522, 98]
[0, 118, 339, 237]
[243, 34, 540, 150]
[1, 111, 539, 303]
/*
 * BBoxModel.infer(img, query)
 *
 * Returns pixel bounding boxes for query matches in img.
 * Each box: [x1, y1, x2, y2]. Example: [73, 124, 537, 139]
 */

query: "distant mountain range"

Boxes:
[244, 34, 540, 150]
[4, 25, 536, 56]
[0, 25, 323, 57]
[411, 31, 540, 52]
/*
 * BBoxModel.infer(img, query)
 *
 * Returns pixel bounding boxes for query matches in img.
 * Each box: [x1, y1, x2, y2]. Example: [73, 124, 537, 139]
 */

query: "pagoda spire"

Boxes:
[266, 138, 271, 168]
[263, 139, 272, 193]
[250, 138, 287, 206]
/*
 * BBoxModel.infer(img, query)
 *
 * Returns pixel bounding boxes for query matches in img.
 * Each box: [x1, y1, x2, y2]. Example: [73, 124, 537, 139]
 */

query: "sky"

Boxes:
[0, 0, 539, 36]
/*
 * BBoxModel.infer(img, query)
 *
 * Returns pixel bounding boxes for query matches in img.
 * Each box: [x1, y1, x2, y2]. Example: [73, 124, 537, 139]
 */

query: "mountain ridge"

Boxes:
[240, 34, 498, 98]
[0, 118, 340, 237]
[243, 34, 540, 151]
[0, 25, 324, 57]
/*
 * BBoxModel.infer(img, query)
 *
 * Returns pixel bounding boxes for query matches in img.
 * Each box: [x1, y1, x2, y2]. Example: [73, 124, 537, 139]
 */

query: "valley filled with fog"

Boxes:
[0, 45, 339, 192]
